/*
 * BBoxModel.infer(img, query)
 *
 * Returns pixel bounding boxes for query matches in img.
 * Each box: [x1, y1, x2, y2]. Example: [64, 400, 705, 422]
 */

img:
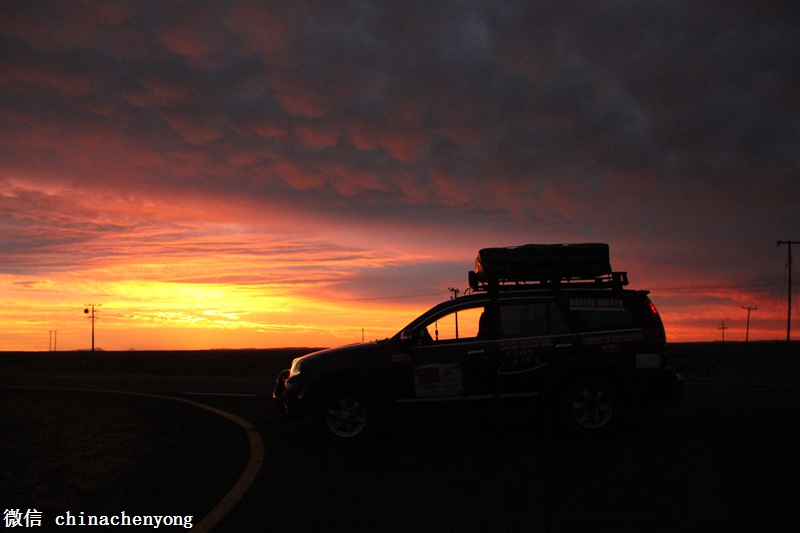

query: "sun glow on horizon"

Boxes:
[1, 183, 796, 351]
[0, 262, 437, 351]
[2, 264, 795, 351]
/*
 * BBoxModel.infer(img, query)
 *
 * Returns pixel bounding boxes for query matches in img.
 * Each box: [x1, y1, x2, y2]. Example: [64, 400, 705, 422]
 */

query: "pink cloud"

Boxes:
[294, 122, 340, 148]
[270, 75, 338, 118]
[222, 2, 297, 60]
[162, 113, 221, 145]
[161, 26, 222, 59]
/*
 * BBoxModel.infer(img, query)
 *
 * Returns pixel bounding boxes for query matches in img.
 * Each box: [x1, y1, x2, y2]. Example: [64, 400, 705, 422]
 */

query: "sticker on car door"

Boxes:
[414, 363, 463, 397]
[497, 338, 552, 375]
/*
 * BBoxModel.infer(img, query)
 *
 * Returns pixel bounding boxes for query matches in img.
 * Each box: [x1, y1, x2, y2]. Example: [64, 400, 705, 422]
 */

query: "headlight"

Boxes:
[288, 358, 303, 378]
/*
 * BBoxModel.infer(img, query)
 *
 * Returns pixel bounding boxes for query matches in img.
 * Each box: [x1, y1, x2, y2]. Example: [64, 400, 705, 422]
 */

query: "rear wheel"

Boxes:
[317, 388, 373, 444]
[559, 380, 621, 435]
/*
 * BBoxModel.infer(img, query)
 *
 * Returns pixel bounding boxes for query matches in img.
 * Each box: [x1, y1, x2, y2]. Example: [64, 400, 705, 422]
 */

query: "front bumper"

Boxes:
[273, 369, 291, 418]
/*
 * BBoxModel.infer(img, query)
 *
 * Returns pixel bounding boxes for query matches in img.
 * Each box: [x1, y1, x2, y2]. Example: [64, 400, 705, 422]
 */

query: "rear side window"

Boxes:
[569, 296, 637, 332]
[499, 302, 569, 338]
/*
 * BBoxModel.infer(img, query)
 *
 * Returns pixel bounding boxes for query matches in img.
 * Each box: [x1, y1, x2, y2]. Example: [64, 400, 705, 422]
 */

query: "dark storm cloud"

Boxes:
[1, 1, 798, 287]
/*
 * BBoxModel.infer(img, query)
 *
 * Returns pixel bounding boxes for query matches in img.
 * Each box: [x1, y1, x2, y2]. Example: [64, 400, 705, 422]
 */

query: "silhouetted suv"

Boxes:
[274, 244, 684, 443]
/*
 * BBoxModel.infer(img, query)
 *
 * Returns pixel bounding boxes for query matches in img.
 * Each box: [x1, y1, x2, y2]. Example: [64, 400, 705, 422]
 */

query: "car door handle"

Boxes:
[467, 349, 485, 355]
[554, 343, 573, 349]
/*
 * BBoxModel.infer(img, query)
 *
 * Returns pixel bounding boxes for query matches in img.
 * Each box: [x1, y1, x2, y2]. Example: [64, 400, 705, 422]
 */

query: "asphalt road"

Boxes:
[4, 375, 799, 532]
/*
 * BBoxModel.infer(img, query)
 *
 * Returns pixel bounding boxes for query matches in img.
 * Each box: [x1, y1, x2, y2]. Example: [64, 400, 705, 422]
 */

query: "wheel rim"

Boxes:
[325, 395, 367, 438]
[571, 386, 613, 429]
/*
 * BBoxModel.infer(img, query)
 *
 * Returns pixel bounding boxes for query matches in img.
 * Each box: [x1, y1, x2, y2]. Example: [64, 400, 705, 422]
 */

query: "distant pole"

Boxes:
[48, 330, 59, 351]
[741, 306, 757, 343]
[777, 240, 797, 369]
[718, 321, 728, 343]
[448, 287, 460, 339]
[84, 304, 101, 351]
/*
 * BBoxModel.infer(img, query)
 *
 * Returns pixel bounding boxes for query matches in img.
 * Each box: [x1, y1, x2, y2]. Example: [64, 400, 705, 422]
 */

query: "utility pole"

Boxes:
[741, 306, 757, 343]
[83, 304, 101, 351]
[718, 321, 729, 343]
[49, 330, 58, 352]
[777, 240, 797, 370]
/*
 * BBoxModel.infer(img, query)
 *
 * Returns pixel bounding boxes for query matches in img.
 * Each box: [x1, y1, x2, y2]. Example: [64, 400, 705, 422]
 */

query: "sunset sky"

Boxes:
[1, 1, 798, 351]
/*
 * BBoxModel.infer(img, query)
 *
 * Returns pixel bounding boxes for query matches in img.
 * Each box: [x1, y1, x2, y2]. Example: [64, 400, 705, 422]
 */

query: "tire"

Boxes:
[559, 380, 621, 435]
[317, 387, 373, 444]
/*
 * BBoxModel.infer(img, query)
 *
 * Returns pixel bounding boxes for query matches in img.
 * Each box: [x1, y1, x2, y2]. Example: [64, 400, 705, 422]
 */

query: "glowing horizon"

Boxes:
[1, 216, 795, 351]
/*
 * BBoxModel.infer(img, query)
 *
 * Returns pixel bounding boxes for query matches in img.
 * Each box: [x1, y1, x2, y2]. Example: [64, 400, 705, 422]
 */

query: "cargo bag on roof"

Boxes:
[474, 243, 611, 282]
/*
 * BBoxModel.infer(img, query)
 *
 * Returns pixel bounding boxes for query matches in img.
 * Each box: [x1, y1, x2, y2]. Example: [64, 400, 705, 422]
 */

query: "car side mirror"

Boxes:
[401, 327, 433, 346]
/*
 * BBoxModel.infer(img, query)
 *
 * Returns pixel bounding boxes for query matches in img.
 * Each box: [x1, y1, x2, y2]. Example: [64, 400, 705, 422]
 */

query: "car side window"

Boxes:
[424, 306, 485, 342]
[499, 302, 569, 338]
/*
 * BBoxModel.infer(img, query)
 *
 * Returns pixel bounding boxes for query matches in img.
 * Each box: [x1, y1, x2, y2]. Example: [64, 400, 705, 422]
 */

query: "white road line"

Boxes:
[1, 385, 264, 533]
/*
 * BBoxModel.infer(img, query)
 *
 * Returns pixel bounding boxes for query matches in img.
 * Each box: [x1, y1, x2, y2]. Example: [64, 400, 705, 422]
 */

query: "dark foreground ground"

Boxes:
[2, 343, 799, 531]
[1, 389, 248, 527]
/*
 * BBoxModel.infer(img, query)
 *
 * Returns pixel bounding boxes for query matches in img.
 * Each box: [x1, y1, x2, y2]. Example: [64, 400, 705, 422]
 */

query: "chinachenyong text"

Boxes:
[4, 510, 193, 529]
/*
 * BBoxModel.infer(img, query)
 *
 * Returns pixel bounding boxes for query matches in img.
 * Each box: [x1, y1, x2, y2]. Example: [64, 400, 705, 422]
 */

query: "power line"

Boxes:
[777, 240, 797, 370]
[651, 283, 784, 295]
[323, 291, 443, 303]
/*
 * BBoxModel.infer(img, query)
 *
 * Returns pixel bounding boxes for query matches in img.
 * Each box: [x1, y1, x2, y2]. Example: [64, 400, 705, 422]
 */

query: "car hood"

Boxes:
[295, 339, 389, 369]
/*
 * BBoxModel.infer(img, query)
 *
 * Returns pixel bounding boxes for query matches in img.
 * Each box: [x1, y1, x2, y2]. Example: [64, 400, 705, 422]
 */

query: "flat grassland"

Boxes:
[667, 340, 799, 381]
[2, 342, 798, 381]
[0, 347, 319, 379]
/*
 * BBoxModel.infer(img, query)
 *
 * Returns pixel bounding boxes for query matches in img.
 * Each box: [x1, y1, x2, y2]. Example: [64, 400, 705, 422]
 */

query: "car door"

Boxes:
[494, 298, 574, 397]
[408, 302, 499, 400]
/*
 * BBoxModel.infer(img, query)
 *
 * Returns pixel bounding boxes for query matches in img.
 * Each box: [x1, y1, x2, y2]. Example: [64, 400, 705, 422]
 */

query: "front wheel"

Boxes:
[559, 380, 622, 435]
[317, 388, 373, 444]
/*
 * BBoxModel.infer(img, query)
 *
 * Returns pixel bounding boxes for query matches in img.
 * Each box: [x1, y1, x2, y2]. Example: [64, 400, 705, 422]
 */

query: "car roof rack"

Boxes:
[467, 243, 629, 292]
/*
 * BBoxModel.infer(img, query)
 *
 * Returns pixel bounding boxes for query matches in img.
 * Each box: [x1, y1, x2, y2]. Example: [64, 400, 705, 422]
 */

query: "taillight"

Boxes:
[645, 299, 666, 344]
